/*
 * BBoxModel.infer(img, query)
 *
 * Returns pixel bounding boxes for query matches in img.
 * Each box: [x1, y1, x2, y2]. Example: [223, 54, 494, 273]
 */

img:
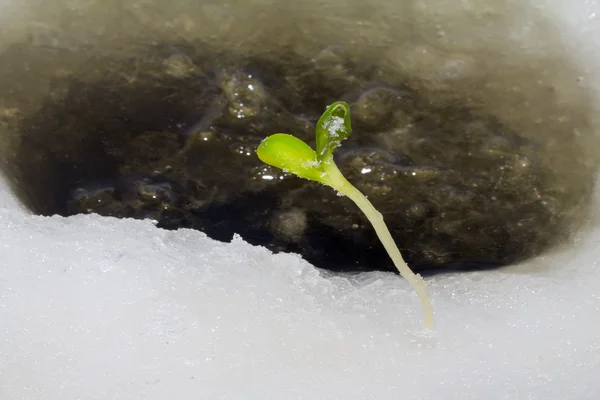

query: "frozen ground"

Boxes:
[2, 166, 600, 400]
[3, 1, 600, 400]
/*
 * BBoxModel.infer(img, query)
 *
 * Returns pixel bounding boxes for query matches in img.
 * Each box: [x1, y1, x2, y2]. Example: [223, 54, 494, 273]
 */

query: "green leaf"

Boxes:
[256, 134, 326, 183]
[315, 101, 352, 162]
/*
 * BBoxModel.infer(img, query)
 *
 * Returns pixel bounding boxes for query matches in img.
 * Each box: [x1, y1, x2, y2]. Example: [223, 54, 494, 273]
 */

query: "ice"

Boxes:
[324, 116, 345, 139]
[2, 163, 600, 400]
[2, 0, 600, 399]
[0, 178, 23, 213]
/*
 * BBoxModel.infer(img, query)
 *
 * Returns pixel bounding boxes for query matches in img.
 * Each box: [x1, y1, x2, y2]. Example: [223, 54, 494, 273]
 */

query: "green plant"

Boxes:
[256, 101, 434, 330]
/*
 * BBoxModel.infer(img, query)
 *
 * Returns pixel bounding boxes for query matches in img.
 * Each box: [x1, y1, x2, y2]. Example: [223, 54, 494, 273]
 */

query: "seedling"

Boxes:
[256, 101, 434, 330]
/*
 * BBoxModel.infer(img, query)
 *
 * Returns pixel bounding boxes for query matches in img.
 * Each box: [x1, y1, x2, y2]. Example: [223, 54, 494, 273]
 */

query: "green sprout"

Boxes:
[257, 101, 434, 330]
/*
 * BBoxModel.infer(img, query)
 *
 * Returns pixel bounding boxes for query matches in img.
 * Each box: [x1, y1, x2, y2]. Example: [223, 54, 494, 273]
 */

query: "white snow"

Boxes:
[2, 0, 600, 399]
[2, 162, 600, 400]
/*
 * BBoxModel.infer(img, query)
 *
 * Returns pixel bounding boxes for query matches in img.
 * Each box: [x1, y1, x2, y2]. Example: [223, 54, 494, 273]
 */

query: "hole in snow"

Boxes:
[0, 10, 597, 275]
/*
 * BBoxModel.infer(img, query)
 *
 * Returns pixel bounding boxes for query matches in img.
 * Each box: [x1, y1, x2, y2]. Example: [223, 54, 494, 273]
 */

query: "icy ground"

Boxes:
[3, 2, 600, 400]
[2, 170, 600, 400]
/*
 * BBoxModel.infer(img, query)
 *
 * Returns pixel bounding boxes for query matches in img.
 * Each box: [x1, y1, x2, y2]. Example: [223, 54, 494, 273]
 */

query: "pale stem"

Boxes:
[323, 161, 435, 330]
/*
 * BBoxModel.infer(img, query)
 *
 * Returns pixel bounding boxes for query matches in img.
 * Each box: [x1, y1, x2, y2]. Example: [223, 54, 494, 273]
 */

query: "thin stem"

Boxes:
[323, 161, 434, 330]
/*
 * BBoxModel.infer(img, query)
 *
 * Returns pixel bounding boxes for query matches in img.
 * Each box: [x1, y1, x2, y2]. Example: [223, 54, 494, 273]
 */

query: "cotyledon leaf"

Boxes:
[256, 133, 326, 183]
[315, 101, 352, 162]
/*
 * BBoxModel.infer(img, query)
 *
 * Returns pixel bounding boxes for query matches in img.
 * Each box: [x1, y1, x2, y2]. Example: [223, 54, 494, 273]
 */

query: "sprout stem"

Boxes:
[323, 161, 435, 330]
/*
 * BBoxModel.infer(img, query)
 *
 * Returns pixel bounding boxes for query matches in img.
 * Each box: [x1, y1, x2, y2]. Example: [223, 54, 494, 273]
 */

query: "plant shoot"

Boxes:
[256, 101, 434, 330]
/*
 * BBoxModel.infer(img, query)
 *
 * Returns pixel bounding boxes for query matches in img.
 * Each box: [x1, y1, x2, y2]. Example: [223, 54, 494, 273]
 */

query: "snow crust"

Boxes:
[2, 167, 600, 400]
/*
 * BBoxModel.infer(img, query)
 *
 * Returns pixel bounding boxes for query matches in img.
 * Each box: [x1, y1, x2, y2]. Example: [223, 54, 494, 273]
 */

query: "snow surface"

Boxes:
[3, 1, 600, 400]
[2, 167, 600, 400]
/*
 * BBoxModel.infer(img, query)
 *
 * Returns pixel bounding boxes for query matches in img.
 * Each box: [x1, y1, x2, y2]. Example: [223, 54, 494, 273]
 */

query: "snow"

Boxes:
[2, 166, 600, 400]
[2, 1, 600, 399]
